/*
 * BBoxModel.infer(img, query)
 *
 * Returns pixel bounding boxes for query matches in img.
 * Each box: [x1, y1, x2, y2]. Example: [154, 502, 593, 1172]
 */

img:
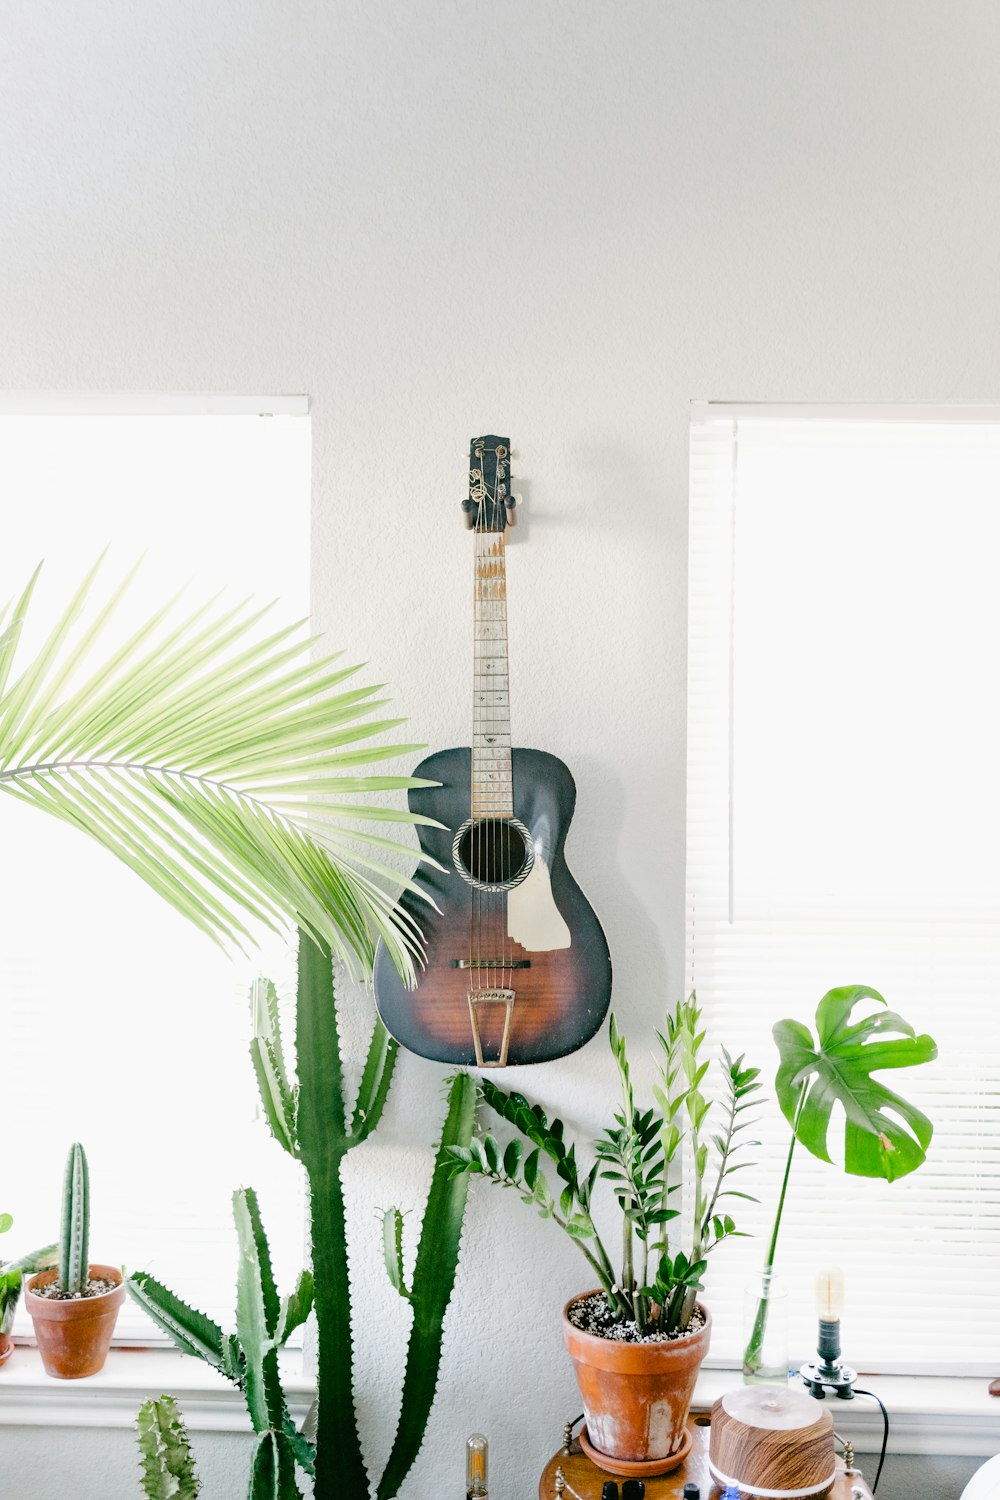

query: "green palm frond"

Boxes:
[0, 559, 434, 981]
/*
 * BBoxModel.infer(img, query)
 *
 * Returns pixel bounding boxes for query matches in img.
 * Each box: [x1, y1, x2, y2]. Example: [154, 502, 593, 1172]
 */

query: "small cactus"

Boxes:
[129, 1190, 315, 1498]
[57, 1143, 90, 1296]
[136, 1394, 200, 1499]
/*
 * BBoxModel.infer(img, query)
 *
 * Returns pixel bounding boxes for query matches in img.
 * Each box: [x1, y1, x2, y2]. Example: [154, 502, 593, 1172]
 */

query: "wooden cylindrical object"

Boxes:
[708, 1386, 836, 1499]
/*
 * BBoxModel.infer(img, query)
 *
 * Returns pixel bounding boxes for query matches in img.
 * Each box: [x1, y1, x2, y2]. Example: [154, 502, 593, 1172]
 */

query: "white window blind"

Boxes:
[1, 406, 309, 1343]
[687, 409, 1000, 1376]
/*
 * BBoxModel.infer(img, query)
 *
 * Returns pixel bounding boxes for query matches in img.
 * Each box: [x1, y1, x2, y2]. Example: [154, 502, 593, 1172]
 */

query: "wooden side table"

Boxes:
[539, 1415, 874, 1498]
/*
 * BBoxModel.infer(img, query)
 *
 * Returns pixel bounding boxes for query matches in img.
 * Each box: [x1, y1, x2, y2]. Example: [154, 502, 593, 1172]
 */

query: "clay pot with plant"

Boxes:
[25, 1143, 125, 1378]
[449, 1000, 762, 1478]
[0, 1213, 56, 1369]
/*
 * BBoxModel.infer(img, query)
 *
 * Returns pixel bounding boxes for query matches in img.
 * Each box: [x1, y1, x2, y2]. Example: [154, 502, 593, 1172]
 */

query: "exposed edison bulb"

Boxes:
[466, 1432, 488, 1498]
[816, 1267, 845, 1321]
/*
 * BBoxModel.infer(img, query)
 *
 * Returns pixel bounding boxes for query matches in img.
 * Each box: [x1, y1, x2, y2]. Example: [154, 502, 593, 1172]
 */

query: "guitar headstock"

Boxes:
[463, 434, 516, 532]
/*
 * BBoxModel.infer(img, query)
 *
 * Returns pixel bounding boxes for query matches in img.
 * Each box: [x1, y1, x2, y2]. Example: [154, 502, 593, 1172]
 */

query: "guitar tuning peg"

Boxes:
[505, 495, 519, 527]
[509, 449, 520, 462]
[461, 498, 478, 529]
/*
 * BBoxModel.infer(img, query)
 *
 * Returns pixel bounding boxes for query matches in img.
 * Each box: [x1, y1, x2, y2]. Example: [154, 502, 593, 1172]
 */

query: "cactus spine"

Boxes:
[136, 1394, 201, 1499]
[57, 1142, 90, 1295]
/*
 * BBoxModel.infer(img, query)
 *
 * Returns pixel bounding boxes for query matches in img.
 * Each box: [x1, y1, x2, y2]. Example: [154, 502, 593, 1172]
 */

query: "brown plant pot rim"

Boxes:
[562, 1290, 713, 1370]
[25, 1264, 125, 1319]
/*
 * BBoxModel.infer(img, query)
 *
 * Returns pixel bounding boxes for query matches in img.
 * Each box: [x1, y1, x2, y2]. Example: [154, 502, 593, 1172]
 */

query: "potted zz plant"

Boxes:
[25, 1143, 125, 1378]
[0, 1214, 56, 1368]
[449, 1000, 761, 1478]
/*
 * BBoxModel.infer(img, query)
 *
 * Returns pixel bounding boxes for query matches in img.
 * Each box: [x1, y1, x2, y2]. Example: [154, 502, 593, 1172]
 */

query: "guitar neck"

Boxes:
[472, 530, 513, 819]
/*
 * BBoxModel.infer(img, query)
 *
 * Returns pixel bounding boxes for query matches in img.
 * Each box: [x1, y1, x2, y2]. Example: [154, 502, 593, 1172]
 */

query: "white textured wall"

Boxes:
[2, 4, 999, 1497]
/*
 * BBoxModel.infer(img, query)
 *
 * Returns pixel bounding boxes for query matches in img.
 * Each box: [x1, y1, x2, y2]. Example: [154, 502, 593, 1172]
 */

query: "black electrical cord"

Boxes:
[853, 1388, 890, 1493]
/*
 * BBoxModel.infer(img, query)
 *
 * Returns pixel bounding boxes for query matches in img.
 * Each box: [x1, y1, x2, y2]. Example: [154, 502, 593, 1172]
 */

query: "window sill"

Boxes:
[1, 1348, 998, 1456]
[0, 1345, 314, 1433]
[693, 1368, 1000, 1457]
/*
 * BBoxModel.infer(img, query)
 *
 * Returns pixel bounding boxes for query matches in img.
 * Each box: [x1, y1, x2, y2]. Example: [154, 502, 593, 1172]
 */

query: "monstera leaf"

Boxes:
[773, 985, 937, 1182]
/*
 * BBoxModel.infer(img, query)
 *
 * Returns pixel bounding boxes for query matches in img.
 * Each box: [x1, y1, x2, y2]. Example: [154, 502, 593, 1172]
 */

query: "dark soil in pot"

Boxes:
[567, 1290, 707, 1344]
[30, 1276, 117, 1301]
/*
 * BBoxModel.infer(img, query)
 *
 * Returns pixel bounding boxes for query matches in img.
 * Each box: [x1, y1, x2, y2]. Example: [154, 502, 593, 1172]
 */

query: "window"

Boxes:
[688, 407, 1000, 1374]
[2, 398, 310, 1341]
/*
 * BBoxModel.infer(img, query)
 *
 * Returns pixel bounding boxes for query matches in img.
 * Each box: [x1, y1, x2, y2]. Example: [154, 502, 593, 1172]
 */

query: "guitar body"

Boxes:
[373, 745, 612, 1066]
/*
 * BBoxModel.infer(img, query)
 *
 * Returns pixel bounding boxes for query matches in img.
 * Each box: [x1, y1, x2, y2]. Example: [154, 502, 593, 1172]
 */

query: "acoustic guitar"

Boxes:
[374, 435, 612, 1067]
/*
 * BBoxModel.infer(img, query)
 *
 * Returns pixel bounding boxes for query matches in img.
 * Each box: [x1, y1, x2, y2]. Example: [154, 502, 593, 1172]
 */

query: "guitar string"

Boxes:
[471, 450, 481, 1002]
[497, 476, 511, 1002]
[492, 518, 504, 998]
[499, 523, 510, 999]
[486, 459, 499, 1007]
[487, 455, 503, 1020]
[484, 464, 498, 1003]
[474, 459, 483, 1003]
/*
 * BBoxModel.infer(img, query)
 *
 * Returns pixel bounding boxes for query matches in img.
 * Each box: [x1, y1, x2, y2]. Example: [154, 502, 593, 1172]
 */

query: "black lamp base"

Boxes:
[800, 1358, 857, 1400]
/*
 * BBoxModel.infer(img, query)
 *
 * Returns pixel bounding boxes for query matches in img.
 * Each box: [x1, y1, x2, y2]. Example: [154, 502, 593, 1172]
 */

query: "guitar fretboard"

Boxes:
[472, 532, 513, 819]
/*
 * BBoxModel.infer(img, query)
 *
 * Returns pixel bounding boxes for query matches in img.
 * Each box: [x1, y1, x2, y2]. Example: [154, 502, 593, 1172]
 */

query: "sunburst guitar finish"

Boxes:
[373, 434, 612, 1067]
[374, 745, 612, 1066]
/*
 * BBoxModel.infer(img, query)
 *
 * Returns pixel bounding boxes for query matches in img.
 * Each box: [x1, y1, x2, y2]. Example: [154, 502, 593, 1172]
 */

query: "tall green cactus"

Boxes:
[253, 932, 476, 1500]
[136, 1394, 201, 1499]
[129, 933, 475, 1499]
[57, 1143, 90, 1295]
[128, 1188, 314, 1498]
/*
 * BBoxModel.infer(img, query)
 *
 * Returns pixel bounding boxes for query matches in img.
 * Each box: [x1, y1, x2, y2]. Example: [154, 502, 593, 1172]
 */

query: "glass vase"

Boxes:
[742, 1271, 789, 1386]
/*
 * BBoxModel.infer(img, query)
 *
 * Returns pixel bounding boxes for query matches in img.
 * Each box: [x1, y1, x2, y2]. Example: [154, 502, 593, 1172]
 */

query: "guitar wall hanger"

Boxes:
[462, 437, 519, 528]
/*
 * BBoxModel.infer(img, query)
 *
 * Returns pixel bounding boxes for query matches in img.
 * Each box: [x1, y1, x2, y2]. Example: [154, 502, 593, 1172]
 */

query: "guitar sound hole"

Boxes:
[457, 819, 528, 888]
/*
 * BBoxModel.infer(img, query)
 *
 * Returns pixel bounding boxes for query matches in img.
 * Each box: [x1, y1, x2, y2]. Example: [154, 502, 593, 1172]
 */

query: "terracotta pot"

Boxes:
[562, 1292, 712, 1467]
[0, 1330, 12, 1368]
[25, 1264, 124, 1379]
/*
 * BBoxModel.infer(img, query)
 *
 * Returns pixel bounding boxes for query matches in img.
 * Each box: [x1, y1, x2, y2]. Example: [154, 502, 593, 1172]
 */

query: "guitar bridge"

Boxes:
[468, 987, 516, 1068]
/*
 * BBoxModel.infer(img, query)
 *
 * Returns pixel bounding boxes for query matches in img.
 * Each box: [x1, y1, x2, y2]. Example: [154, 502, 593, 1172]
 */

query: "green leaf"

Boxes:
[127, 1272, 227, 1369]
[0, 1213, 12, 1235]
[565, 1216, 596, 1239]
[0, 559, 434, 979]
[774, 986, 937, 1181]
[502, 1139, 523, 1179]
[381, 1208, 411, 1300]
[376, 1072, 476, 1500]
[1, 1239, 56, 1333]
[0, 1269, 22, 1335]
[479, 1079, 575, 1183]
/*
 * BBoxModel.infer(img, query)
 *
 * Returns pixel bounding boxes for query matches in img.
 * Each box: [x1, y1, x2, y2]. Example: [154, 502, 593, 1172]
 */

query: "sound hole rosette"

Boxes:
[452, 816, 534, 892]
